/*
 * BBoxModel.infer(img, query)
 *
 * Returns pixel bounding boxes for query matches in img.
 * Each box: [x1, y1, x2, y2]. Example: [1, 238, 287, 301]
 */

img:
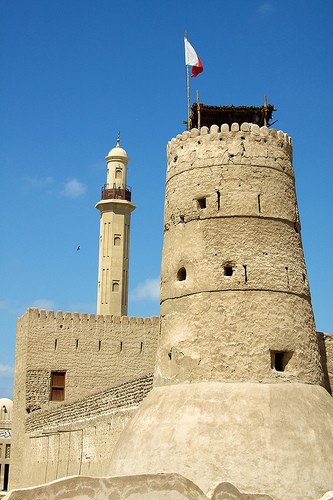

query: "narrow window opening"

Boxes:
[258, 194, 261, 213]
[114, 235, 121, 246]
[112, 281, 119, 292]
[302, 273, 306, 283]
[54, 339, 58, 350]
[197, 197, 206, 209]
[285, 266, 290, 289]
[177, 267, 187, 281]
[271, 351, 293, 372]
[140, 341, 143, 353]
[120, 341, 123, 352]
[216, 191, 220, 211]
[76, 339, 79, 350]
[50, 371, 66, 401]
[168, 350, 172, 360]
[98, 340, 101, 351]
[224, 265, 233, 276]
[243, 265, 248, 283]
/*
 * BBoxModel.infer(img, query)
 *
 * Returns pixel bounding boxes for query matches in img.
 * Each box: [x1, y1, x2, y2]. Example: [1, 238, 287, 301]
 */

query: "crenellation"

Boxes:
[210, 124, 219, 134]
[167, 124, 292, 165]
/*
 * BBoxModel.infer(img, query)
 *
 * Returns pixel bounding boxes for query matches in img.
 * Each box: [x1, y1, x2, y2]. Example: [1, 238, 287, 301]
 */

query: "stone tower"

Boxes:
[109, 111, 333, 499]
[96, 139, 135, 316]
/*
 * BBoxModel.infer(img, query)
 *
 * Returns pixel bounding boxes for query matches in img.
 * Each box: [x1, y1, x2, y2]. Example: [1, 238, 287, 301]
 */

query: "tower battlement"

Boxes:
[167, 123, 292, 173]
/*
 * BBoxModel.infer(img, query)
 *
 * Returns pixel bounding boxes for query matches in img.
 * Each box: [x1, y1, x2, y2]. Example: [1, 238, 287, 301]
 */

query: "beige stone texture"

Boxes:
[4, 473, 207, 500]
[109, 382, 333, 500]
[318, 333, 333, 392]
[9, 309, 159, 489]
[157, 124, 323, 387]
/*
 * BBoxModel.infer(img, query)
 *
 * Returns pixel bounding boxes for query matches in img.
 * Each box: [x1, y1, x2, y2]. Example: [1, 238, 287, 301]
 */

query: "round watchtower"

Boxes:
[155, 123, 323, 386]
[109, 122, 333, 499]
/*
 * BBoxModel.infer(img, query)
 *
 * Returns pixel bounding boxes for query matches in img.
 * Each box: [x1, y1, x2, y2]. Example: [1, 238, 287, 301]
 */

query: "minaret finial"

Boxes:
[116, 131, 120, 147]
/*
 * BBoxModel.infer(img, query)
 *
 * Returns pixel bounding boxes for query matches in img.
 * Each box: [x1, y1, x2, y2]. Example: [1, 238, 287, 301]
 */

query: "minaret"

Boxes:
[96, 137, 136, 316]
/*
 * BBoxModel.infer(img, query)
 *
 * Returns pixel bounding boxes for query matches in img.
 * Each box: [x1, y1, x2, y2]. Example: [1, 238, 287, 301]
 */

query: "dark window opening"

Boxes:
[177, 267, 187, 281]
[217, 191, 220, 211]
[140, 341, 143, 353]
[258, 194, 261, 213]
[224, 265, 233, 276]
[271, 351, 293, 372]
[4, 463, 9, 491]
[76, 339, 79, 349]
[54, 339, 57, 350]
[98, 340, 101, 351]
[243, 265, 248, 283]
[197, 197, 206, 209]
[120, 341, 123, 352]
[168, 350, 172, 360]
[50, 371, 66, 401]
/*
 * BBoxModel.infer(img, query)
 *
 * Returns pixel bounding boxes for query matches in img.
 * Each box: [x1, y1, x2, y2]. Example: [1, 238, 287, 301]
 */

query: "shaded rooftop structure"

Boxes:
[190, 103, 276, 130]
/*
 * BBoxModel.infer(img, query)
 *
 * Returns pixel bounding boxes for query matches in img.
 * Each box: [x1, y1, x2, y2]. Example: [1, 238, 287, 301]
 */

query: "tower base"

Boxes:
[109, 382, 333, 500]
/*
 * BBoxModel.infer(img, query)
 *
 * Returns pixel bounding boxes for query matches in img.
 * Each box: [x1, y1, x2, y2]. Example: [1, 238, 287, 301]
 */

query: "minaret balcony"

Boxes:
[101, 185, 132, 202]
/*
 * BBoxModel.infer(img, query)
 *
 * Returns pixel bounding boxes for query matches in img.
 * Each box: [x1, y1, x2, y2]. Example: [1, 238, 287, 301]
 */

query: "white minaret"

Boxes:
[96, 137, 136, 316]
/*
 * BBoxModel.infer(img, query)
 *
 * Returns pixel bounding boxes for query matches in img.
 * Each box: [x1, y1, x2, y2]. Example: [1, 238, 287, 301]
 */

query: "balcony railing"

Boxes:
[101, 185, 132, 202]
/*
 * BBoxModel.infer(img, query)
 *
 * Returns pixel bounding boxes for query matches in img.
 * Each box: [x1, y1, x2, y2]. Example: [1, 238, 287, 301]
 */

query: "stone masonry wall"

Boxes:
[17, 375, 153, 487]
[25, 374, 153, 432]
[10, 309, 159, 489]
[318, 333, 333, 393]
[23, 308, 159, 409]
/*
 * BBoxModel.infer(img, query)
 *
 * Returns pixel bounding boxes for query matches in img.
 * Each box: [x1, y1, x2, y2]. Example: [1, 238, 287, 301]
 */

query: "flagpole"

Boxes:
[185, 32, 191, 131]
[186, 63, 191, 131]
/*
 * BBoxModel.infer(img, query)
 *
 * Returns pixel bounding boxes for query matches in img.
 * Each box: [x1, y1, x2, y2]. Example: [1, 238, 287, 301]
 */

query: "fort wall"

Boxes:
[14, 375, 153, 487]
[10, 309, 159, 488]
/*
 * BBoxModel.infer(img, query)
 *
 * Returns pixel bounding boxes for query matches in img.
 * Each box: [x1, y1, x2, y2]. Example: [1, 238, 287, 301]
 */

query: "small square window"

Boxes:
[197, 197, 206, 209]
[50, 371, 66, 401]
[270, 351, 293, 372]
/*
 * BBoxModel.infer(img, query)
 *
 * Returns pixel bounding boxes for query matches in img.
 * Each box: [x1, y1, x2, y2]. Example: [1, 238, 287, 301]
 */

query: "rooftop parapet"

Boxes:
[24, 307, 160, 326]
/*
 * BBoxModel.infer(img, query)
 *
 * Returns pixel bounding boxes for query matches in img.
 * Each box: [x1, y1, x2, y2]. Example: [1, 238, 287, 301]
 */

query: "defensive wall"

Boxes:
[12, 375, 153, 487]
[10, 308, 159, 488]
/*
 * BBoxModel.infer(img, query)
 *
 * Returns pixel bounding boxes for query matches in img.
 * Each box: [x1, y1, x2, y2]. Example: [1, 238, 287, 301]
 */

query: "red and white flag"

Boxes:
[184, 38, 203, 78]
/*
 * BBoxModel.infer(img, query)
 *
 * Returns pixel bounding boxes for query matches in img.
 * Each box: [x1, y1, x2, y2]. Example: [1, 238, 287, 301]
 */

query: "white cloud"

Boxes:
[0, 364, 14, 377]
[0, 300, 10, 310]
[62, 178, 87, 198]
[32, 299, 56, 310]
[130, 277, 160, 302]
[258, 1, 275, 15]
[24, 176, 54, 189]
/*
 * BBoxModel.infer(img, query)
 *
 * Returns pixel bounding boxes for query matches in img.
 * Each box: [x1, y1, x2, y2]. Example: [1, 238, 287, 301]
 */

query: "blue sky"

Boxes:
[1, 0, 332, 398]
